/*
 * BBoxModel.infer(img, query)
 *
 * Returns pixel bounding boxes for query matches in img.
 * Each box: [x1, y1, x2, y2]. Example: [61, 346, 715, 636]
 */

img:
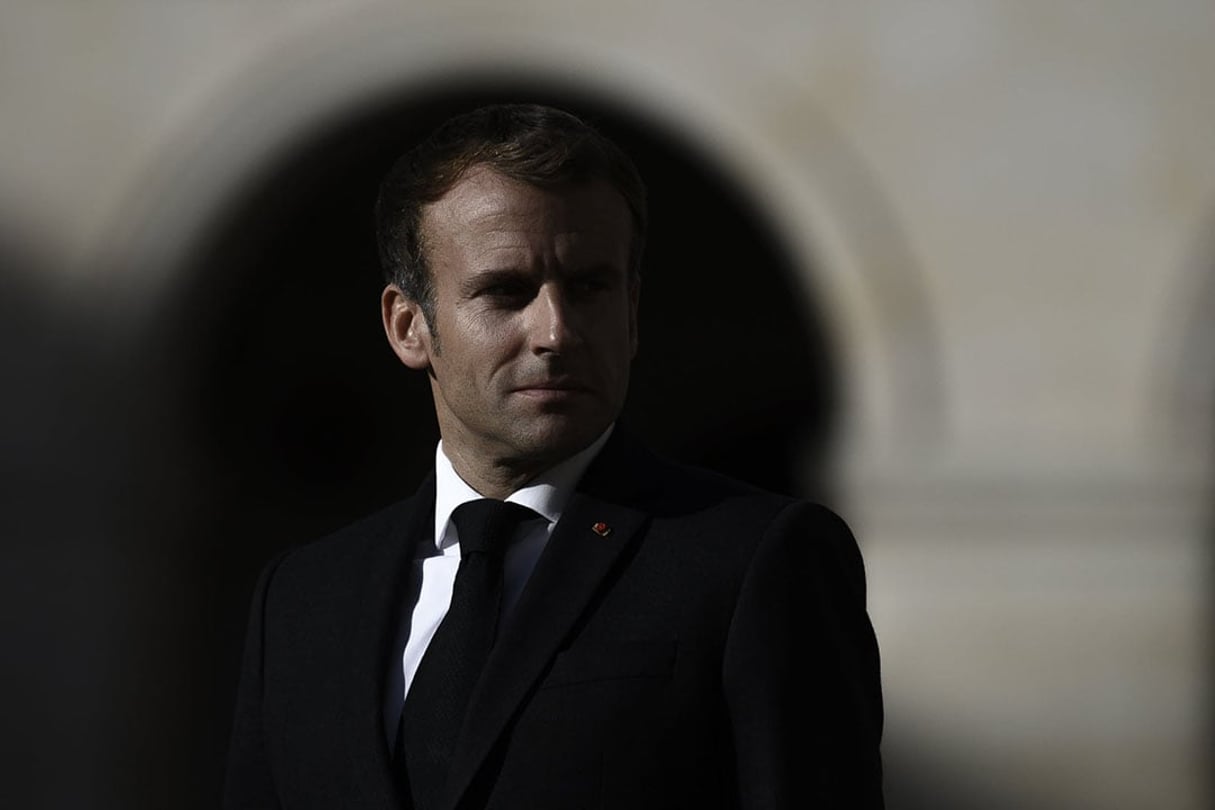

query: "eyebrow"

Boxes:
[566, 263, 619, 278]
[459, 261, 625, 296]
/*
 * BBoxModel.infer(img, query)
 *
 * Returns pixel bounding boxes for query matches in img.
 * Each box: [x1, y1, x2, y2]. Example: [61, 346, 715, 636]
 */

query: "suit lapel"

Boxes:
[343, 477, 436, 807]
[439, 431, 658, 810]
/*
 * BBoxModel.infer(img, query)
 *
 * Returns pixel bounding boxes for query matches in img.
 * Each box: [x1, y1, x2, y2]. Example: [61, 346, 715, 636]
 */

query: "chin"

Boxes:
[514, 418, 607, 464]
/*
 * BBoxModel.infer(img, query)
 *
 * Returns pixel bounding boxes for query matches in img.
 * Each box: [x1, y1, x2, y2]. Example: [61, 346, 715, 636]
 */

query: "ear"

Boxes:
[627, 276, 641, 358]
[381, 284, 434, 370]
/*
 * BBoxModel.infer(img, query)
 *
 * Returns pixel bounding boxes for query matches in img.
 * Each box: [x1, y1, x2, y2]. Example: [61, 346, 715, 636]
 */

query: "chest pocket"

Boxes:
[540, 637, 676, 689]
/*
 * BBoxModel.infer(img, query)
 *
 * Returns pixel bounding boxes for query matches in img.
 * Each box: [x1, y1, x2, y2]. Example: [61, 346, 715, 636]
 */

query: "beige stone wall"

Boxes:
[4, 2, 1211, 807]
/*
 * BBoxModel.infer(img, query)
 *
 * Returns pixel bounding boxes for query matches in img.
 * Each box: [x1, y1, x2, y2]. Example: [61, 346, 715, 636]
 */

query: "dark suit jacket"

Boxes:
[224, 431, 883, 809]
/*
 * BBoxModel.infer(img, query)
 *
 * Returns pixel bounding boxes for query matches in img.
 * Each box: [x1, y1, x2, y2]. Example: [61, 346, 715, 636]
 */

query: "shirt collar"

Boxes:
[431, 425, 614, 552]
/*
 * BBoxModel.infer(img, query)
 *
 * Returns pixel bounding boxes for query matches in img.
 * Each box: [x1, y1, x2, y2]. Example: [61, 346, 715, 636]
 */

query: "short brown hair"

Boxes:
[375, 103, 647, 322]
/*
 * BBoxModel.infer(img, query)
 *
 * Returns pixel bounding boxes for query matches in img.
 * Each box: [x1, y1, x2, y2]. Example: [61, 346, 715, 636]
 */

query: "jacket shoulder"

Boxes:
[631, 444, 803, 520]
[269, 483, 432, 593]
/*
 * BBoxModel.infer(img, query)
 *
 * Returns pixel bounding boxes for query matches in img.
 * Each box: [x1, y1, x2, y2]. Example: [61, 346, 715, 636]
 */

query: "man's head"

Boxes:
[377, 104, 647, 493]
[376, 104, 647, 338]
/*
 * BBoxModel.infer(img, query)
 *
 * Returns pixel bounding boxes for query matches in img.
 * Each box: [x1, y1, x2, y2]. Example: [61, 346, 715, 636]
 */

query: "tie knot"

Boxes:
[450, 499, 539, 557]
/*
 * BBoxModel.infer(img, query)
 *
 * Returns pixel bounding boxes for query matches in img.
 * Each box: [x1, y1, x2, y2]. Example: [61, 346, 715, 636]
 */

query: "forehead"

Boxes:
[420, 165, 632, 262]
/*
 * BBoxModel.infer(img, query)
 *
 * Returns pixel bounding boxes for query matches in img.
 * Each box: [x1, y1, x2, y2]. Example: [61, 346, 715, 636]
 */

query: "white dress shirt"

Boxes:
[382, 427, 614, 746]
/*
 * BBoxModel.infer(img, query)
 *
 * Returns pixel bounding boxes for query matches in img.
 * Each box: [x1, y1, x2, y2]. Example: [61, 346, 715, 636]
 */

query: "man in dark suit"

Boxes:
[224, 103, 883, 809]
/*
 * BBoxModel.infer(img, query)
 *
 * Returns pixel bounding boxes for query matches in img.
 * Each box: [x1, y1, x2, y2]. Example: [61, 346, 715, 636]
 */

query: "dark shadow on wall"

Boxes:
[136, 82, 838, 807]
[0, 237, 188, 809]
[1157, 203, 1215, 805]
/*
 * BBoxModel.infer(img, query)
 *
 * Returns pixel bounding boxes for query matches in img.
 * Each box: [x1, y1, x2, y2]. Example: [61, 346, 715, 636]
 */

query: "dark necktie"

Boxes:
[395, 498, 538, 810]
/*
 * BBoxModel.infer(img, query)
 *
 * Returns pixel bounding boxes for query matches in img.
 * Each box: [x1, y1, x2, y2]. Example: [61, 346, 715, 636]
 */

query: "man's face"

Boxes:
[393, 165, 638, 477]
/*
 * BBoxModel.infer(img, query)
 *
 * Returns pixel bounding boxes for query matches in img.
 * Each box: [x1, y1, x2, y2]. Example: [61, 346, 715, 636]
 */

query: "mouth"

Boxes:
[511, 378, 592, 398]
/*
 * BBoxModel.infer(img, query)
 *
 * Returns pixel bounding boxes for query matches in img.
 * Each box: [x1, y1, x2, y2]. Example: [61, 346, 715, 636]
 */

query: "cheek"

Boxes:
[448, 312, 511, 356]
[588, 295, 633, 336]
[468, 310, 524, 343]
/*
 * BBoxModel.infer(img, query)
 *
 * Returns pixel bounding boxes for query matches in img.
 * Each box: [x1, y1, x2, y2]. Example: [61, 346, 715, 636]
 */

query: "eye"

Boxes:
[569, 271, 616, 296]
[476, 277, 534, 306]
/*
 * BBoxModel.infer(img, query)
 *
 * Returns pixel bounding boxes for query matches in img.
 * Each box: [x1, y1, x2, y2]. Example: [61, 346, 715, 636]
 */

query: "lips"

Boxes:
[510, 377, 593, 398]
[513, 378, 589, 392]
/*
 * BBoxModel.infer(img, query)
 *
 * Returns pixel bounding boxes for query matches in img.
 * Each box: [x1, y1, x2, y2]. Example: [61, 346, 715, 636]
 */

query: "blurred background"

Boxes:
[1, 2, 1211, 808]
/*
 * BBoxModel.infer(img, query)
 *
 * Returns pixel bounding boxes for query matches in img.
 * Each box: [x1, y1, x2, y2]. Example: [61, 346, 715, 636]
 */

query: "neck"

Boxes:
[440, 442, 551, 500]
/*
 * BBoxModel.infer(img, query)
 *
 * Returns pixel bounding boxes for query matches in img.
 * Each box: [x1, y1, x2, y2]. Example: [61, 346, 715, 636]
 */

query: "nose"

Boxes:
[527, 283, 580, 355]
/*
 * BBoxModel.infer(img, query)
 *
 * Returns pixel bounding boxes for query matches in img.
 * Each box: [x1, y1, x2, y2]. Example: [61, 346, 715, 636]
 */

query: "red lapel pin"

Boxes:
[591, 521, 612, 537]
